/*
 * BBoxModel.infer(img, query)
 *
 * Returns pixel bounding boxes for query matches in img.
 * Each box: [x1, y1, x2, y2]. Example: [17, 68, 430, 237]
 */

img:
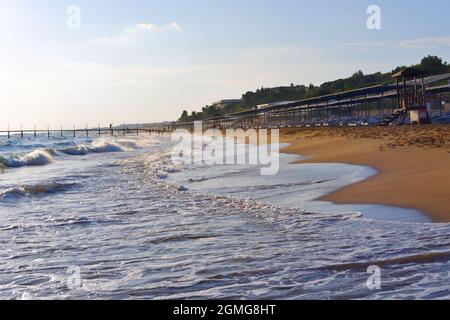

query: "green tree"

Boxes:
[418, 55, 448, 75]
[179, 110, 189, 122]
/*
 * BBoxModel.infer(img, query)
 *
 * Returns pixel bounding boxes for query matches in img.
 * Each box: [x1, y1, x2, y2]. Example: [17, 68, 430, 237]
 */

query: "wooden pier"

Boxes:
[0, 127, 168, 139]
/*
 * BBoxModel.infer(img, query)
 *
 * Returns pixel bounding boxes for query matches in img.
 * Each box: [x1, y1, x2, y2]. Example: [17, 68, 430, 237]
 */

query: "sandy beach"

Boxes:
[280, 125, 450, 223]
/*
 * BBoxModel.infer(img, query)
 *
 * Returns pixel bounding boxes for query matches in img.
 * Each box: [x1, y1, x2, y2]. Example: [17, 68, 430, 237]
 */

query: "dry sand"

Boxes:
[280, 125, 450, 222]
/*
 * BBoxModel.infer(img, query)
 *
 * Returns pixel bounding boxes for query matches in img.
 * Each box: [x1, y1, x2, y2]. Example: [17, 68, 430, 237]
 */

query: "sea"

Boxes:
[0, 132, 449, 300]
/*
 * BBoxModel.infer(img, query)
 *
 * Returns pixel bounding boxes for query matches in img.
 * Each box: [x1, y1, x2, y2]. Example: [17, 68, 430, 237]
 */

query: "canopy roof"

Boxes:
[392, 67, 425, 78]
[183, 72, 450, 124]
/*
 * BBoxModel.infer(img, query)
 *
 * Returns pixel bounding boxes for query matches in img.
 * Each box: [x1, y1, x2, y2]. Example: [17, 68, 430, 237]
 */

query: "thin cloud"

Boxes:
[398, 37, 450, 48]
[88, 22, 183, 46]
[126, 22, 183, 34]
[346, 37, 450, 51]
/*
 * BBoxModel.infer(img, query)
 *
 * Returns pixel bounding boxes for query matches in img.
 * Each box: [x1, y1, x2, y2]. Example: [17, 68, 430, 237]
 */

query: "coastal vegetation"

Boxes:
[178, 55, 450, 122]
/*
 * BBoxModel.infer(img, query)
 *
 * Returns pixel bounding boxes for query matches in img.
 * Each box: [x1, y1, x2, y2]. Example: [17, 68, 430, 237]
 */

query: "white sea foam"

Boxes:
[0, 181, 76, 199]
[116, 140, 142, 150]
[0, 134, 449, 300]
[60, 140, 125, 155]
[89, 141, 124, 153]
[59, 145, 91, 156]
[0, 149, 54, 168]
[0, 138, 145, 172]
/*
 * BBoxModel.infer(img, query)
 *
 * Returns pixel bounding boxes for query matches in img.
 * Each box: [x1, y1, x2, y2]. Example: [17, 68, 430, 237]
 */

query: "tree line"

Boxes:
[178, 55, 450, 123]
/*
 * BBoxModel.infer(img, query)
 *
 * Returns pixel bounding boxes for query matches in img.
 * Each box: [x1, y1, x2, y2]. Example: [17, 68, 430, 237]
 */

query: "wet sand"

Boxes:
[280, 125, 450, 223]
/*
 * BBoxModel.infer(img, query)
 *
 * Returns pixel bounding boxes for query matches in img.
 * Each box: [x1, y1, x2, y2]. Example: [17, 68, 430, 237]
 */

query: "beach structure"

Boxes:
[173, 71, 450, 131]
[0, 127, 168, 139]
[445, 102, 450, 113]
[382, 68, 430, 126]
[257, 101, 298, 110]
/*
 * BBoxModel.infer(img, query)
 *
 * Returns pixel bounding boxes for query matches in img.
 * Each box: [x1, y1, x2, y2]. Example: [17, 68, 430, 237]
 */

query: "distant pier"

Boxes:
[0, 127, 169, 139]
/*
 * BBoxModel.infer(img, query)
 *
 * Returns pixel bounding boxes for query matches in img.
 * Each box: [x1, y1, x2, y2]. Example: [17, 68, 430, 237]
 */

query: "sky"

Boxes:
[1, 0, 450, 128]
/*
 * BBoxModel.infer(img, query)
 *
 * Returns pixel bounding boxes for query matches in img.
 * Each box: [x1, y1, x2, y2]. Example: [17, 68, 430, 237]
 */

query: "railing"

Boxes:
[0, 128, 169, 139]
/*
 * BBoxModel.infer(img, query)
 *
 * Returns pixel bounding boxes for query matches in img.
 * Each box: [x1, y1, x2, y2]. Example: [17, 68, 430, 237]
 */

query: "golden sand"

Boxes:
[280, 125, 450, 222]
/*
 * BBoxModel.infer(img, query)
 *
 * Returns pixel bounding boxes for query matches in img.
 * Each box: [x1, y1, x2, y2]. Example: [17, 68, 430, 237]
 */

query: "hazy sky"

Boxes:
[1, 0, 450, 128]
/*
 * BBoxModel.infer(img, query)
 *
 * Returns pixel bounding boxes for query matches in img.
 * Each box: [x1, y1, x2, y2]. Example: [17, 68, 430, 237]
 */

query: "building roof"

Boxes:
[426, 84, 450, 94]
[257, 101, 297, 109]
[196, 72, 450, 123]
[392, 67, 425, 78]
[422, 73, 450, 85]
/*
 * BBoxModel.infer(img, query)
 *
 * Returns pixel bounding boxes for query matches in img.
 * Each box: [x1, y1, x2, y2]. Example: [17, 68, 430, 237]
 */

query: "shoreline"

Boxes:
[279, 125, 450, 223]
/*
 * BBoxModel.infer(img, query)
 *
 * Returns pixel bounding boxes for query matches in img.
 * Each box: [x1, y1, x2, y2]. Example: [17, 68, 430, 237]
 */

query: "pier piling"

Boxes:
[1, 127, 168, 140]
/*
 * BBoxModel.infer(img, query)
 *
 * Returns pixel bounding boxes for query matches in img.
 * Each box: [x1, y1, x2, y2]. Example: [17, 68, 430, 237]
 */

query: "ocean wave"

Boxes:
[0, 181, 77, 200]
[89, 141, 125, 153]
[59, 145, 91, 156]
[0, 149, 54, 168]
[0, 139, 142, 171]
[116, 140, 142, 150]
[60, 141, 128, 156]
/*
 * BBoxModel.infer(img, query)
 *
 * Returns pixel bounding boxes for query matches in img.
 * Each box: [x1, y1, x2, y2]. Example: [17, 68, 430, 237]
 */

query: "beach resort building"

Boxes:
[174, 71, 450, 130]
